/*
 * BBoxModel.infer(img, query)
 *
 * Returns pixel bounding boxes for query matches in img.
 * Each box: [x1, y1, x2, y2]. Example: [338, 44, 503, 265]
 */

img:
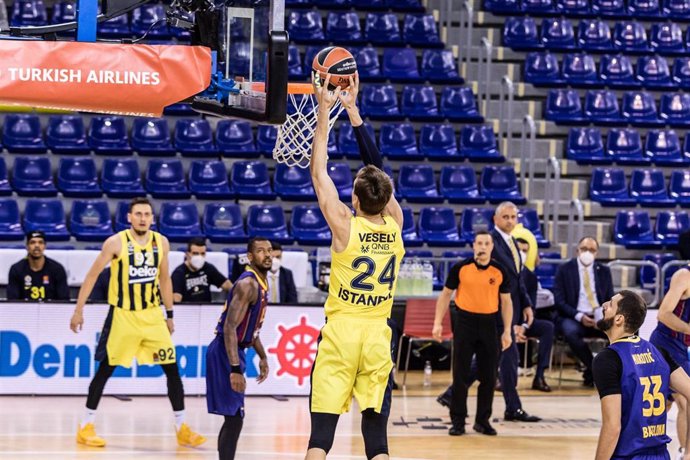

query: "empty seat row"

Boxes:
[487, 0, 690, 20]
[545, 89, 690, 126]
[287, 11, 441, 47]
[567, 127, 690, 164]
[614, 209, 689, 247]
[525, 52, 690, 89]
[590, 167, 690, 206]
[505, 17, 690, 55]
[639, 253, 679, 291]
[285, 0, 424, 11]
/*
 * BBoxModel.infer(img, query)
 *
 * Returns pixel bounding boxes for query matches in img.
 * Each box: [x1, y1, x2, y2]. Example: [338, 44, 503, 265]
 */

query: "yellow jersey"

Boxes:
[108, 229, 163, 311]
[325, 215, 405, 320]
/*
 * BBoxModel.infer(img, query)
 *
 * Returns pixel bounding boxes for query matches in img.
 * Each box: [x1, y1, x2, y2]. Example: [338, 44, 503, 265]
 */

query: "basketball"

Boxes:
[312, 46, 358, 91]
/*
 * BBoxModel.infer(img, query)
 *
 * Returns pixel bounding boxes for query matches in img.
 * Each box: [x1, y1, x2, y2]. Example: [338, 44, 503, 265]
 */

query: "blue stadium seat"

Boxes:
[650, 23, 685, 53]
[665, 0, 690, 18]
[421, 49, 462, 83]
[88, 116, 131, 155]
[440, 87, 483, 122]
[670, 170, 690, 206]
[630, 168, 675, 206]
[606, 128, 649, 164]
[524, 52, 563, 85]
[419, 124, 462, 161]
[534, 252, 561, 289]
[566, 128, 609, 164]
[132, 5, 170, 38]
[365, 13, 402, 44]
[644, 129, 686, 165]
[203, 203, 246, 244]
[459, 207, 495, 243]
[562, 52, 598, 85]
[355, 46, 383, 81]
[503, 17, 541, 50]
[525, 0, 557, 13]
[480, 166, 526, 204]
[338, 122, 376, 158]
[558, 0, 591, 15]
[640, 253, 676, 292]
[589, 167, 637, 205]
[291, 205, 332, 246]
[0, 159, 10, 196]
[189, 160, 234, 199]
[397, 164, 442, 203]
[545, 89, 584, 123]
[98, 14, 130, 38]
[600, 54, 638, 88]
[0, 200, 23, 240]
[518, 208, 549, 247]
[23, 199, 69, 241]
[114, 201, 157, 232]
[629, 0, 662, 17]
[12, 156, 56, 196]
[615, 21, 651, 52]
[256, 125, 278, 154]
[584, 89, 622, 124]
[614, 210, 663, 248]
[541, 18, 576, 50]
[51, 0, 75, 23]
[403, 14, 442, 47]
[382, 48, 421, 82]
[621, 91, 660, 125]
[174, 119, 216, 156]
[11, 0, 47, 26]
[274, 163, 316, 201]
[163, 103, 195, 116]
[70, 200, 112, 242]
[247, 204, 292, 244]
[326, 11, 363, 43]
[401, 85, 441, 120]
[674, 57, 690, 89]
[459, 125, 503, 162]
[401, 207, 423, 247]
[101, 158, 144, 198]
[660, 93, 690, 127]
[578, 20, 614, 51]
[230, 161, 275, 200]
[45, 115, 88, 154]
[485, 0, 522, 13]
[145, 159, 190, 199]
[379, 123, 422, 160]
[131, 118, 174, 156]
[287, 45, 304, 78]
[3, 114, 46, 153]
[655, 210, 690, 245]
[439, 165, 484, 204]
[636, 55, 673, 89]
[159, 202, 202, 242]
[216, 120, 256, 157]
[288, 11, 325, 43]
[360, 84, 401, 119]
[57, 157, 100, 198]
[328, 163, 354, 200]
[592, 0, 628, 17]
[387, 0, 425, 11]
[419, 207, 462, 246]
[315, 0, 350, 7]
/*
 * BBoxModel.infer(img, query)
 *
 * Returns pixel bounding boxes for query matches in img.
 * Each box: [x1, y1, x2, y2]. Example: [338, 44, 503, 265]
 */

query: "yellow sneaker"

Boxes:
[76, 423, 106, 447]
[176, 423, 206, 447]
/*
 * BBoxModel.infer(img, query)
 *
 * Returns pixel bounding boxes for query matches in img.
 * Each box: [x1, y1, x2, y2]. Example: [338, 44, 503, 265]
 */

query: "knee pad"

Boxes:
[361, 409, 388, 460]
[307, 412, 339, 453]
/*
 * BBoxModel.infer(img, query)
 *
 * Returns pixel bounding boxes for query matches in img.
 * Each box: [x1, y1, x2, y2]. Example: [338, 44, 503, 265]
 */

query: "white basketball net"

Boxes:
[273, 92, 345, 168]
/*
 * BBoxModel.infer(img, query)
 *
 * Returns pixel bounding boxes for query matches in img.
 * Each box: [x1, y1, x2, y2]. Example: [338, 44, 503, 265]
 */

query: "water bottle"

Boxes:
[412, 259, 423, 296]
[422, 261, 434, 295]
[397, 261, 409, 296]
[423, 361, 432, 387]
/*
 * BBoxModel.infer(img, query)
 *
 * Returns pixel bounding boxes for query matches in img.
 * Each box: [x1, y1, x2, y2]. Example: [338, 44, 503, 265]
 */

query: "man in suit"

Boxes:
[267, 242, 298, 304]
[490, 202, 541, 421]
[553, 236, 614, 387]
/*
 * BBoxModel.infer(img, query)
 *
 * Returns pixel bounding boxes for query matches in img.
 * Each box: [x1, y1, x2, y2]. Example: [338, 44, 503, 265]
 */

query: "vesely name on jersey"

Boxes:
[358, 233, 397, 243]
[128, 265, 158, 284]
[336, 287, 392, 307]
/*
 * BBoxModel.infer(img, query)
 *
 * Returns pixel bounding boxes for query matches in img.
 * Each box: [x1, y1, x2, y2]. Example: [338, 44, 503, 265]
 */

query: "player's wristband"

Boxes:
[166, 310, 174, 319]
[230, 365, 242, 374]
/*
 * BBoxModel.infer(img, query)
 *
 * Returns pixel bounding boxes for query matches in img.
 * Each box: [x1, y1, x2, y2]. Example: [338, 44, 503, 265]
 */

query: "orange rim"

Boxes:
[249, 82, 314, 95]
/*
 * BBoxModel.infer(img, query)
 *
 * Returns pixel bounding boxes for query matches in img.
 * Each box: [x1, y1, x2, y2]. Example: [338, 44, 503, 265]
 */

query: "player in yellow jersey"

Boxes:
[68, 197, 206, 449]
[305, 75, 405, 460]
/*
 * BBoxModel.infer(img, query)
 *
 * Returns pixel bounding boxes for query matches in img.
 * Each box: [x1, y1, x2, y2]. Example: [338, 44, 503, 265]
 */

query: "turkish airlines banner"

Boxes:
[0, 40, 212, 116]
[0, 303, 325, 395]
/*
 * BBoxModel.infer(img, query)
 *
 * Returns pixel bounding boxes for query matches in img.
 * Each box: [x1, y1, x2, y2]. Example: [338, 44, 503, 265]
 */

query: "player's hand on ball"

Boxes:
[70, 310, 83, 333]
[230, 373, 246, 393]
[257, 358, 269, 384]
[432, 323, 443, 342]
[315, 75, 341, 111]
[166, 318, 175, 335]
[338, 74, 359, 111]
[501, 331, 512, 351]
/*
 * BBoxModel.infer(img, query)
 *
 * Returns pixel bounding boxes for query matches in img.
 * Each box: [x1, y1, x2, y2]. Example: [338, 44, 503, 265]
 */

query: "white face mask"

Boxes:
[579, 251, 595, 266]
[271, 258, 281, 273]
[190, 255, 205, 270]
[519, 251, 528, 264]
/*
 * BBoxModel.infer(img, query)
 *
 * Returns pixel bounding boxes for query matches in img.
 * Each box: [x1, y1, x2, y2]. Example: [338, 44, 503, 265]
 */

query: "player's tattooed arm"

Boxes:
[658, 269, 690, 335]
[253, 336, 269, 384]
[223, 277, 258, 367]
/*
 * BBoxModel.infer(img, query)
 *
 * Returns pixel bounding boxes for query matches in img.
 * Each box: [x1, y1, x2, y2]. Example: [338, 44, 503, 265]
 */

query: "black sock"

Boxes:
[218, 414, 243, 460]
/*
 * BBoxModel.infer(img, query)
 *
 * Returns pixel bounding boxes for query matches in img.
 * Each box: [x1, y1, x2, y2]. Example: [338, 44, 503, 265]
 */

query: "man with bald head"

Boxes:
[553, 236, 614, 387]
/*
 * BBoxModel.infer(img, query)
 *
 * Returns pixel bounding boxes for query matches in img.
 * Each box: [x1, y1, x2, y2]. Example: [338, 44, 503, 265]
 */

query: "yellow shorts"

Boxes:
[310, 317, 394, 415]
[103, 306, 176, 368]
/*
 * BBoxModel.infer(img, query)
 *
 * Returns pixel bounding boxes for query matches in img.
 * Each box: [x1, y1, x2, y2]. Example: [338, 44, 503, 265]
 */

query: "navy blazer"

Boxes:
[491, 229, 532, 326]
[276, 266, 298, 304]
[553, 258, 615, 321]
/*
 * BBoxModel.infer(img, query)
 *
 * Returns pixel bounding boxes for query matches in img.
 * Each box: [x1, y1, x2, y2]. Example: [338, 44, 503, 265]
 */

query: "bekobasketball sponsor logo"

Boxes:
[128, 265, 158, 282]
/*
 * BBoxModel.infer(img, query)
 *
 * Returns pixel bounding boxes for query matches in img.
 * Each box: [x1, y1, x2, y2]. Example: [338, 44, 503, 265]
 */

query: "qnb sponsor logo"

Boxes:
[129, 265, 158, 283]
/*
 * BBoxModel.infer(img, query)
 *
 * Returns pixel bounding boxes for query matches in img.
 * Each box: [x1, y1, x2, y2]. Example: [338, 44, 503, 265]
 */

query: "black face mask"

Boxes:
[596, 317, 615, 332]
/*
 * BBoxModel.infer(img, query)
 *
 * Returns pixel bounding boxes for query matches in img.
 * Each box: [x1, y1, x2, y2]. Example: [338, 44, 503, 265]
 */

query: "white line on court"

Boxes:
[0, 452, 431, 460]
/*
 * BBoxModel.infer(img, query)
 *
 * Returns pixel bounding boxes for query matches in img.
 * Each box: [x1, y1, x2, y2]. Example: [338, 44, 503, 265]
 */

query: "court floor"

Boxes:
[0, 370, 682, 460]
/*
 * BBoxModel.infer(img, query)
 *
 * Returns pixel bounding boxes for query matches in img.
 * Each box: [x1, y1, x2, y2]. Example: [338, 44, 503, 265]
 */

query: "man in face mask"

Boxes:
[172, 237, 232, 303]
[267, 242, 298, 304]
[553, 236, 615, 387]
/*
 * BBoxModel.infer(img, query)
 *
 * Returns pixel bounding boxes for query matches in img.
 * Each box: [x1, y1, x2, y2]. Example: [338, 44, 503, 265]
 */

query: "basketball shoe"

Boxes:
[76, 423, 106, 447]
[176, 423, 207, 447]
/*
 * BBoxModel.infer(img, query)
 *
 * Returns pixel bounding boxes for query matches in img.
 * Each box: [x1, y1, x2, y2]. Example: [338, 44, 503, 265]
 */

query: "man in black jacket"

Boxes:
[267, 242, 298, 304]
[7, 231, 69, 301]
[553, 236, 614, 386]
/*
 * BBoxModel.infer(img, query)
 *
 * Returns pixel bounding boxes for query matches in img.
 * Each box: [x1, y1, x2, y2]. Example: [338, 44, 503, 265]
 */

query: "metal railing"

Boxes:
[607, 260, 661, 307]
[519, 115, 536, 200]
[476, 38, 493, 111]
[498, 75, 515, 149]
[660, 260, 690, 298]
[566, 199, 584, 257]
[543, 157, 561, 245]
[436, 0, 474, 80]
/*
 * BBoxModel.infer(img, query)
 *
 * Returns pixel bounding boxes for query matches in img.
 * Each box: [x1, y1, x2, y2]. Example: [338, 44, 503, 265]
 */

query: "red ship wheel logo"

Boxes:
[268, 316, 319, 385]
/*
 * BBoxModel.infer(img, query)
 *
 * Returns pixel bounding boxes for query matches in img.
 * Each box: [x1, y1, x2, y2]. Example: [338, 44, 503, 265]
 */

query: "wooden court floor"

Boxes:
[0, 370, 682, 459]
